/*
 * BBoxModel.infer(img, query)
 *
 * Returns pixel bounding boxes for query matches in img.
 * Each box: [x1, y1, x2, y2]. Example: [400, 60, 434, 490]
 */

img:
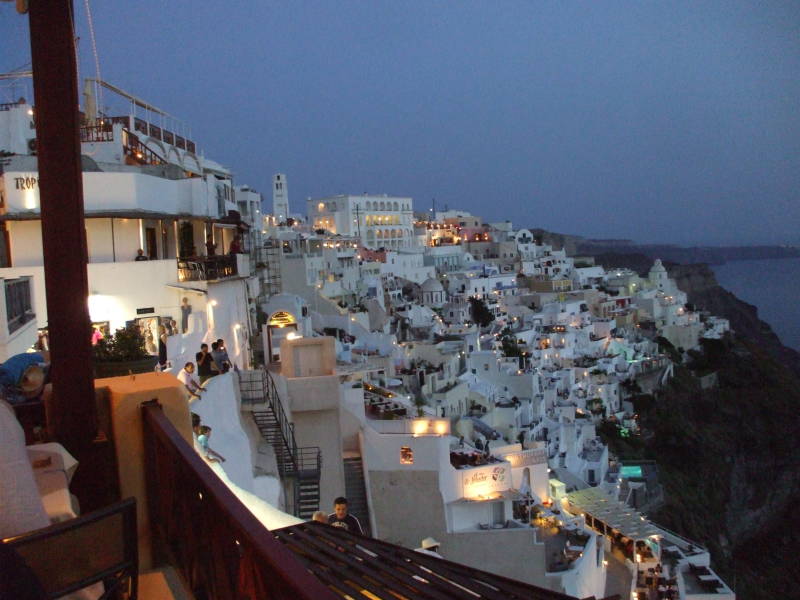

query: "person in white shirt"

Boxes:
[177, 362, 203, 398]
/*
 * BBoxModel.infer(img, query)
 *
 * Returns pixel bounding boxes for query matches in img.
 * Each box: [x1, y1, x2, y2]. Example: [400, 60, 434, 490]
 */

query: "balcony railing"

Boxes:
[5, 277, 35, 334]
[141, 401, 334, 599]
[79, 123, 114, 143]
[177, 255, 239, 282]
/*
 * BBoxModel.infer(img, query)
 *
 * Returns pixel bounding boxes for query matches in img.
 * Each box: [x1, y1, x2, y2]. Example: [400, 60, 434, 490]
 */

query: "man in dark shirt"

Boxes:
[195, 343, 218, 384]
[134, 249, 148, 261]
[328, 497, 364, 535]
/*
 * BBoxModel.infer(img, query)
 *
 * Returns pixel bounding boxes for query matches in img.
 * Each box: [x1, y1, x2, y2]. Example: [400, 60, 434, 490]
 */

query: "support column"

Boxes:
[28, 1, 96, 459]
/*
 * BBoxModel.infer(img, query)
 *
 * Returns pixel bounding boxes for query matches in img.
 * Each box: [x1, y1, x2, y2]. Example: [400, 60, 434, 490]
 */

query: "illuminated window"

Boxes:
[400, 446, 414, 465]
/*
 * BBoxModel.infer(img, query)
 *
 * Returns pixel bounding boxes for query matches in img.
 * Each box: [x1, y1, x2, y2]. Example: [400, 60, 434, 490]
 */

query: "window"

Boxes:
[400, 446, 414, 465]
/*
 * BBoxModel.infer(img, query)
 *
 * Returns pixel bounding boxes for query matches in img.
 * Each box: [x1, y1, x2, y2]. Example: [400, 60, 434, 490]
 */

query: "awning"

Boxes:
[565, 487, 660, 540]
[165, 283, 207, 294]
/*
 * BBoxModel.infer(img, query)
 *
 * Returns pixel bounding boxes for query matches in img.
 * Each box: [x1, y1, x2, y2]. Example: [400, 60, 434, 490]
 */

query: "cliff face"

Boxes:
[587, 253, 800, 598]
[644, 339, 800, 599]
[669, 263, 800, 377]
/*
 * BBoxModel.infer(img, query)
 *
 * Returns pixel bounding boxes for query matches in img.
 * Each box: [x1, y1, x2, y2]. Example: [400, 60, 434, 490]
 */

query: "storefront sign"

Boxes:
[462, 463, 510, 498]
[502, 448, 547, 468]
[14, 176, 38, 190]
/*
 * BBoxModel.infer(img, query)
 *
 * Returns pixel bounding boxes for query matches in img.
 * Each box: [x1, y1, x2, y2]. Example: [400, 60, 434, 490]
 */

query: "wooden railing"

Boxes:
[79, 123, 114, 143]
[121, 129, 166, 166]
[177, 254, 238, 282]
[141, 401, 335, 600]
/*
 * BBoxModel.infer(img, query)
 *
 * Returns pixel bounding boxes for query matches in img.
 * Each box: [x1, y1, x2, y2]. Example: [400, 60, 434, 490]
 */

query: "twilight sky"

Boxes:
[2, 1, 799, 246]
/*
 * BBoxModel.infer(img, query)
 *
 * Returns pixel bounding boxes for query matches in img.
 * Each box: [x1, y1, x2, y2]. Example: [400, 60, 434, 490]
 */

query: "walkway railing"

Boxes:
[141, 401, 334, 600]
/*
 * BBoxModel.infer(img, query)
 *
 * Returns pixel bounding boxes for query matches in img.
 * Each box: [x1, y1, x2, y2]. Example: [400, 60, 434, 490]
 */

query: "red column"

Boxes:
[28, 1, 96, 453]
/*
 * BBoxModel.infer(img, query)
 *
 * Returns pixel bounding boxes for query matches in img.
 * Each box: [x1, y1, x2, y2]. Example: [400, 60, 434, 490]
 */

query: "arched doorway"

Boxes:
[267, 310, 297, 363]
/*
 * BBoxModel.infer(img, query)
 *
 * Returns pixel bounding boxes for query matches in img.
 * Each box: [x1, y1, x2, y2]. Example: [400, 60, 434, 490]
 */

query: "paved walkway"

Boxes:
[605, 546, 633, 598]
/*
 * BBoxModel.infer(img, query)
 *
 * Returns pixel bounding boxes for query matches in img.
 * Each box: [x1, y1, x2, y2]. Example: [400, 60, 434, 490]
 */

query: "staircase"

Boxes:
[343, 456, 371, 536]
[295, 448, 323, 520]
[240, 370, 321, 517]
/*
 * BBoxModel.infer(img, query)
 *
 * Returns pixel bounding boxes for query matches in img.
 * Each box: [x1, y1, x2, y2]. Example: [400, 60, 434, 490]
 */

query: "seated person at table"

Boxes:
[0, 352, 49, 405]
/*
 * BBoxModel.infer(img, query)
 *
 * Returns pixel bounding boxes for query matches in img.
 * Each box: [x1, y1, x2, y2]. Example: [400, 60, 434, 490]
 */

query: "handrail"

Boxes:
[264, 370, 298, 472]
[651, 522, 707, 553]
[141, 401, 335, 599]
[121, 128, 165, 166]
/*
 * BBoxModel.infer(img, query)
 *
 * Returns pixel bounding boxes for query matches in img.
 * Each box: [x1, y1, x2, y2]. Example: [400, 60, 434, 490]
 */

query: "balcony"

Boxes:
[177, 254, 250, 283]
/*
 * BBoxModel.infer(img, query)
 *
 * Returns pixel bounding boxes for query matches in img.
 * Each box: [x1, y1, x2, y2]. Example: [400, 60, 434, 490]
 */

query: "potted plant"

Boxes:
[93, 325, 159, 378]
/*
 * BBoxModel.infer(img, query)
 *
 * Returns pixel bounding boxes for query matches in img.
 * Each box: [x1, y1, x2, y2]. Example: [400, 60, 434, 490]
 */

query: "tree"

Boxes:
[468, 297, 494, 328]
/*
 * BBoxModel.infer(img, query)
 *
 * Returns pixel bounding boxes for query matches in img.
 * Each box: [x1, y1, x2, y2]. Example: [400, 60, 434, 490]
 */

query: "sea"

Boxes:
[710, 257, 800, 351]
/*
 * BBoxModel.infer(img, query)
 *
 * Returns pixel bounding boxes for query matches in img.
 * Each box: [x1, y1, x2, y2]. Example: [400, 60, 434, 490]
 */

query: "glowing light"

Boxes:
[23, 188, 39, 210]
[210, 299, 218, 307]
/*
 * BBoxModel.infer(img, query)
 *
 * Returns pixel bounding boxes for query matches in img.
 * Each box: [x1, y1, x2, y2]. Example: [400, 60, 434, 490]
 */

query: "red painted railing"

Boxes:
[141, 401, 335, 600]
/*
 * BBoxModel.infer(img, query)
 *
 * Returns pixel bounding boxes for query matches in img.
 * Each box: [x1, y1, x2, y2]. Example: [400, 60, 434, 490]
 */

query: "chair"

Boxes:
[1, 498, 138, 599]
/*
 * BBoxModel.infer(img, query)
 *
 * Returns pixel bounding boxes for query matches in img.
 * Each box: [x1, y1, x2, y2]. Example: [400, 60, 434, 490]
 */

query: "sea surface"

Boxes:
[711, 257, 800, 351]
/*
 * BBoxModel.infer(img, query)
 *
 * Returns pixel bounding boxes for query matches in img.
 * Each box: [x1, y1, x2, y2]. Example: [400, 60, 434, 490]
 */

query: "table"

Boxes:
[34, 469, 77, 523]
[698, 574, 717, 582]
[27, 442, 79, 482]
[28, 442, 79, 523]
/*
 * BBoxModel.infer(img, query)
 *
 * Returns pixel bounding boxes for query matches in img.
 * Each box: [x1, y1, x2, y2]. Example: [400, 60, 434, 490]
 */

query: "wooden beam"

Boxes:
[27, 0, 97, 490]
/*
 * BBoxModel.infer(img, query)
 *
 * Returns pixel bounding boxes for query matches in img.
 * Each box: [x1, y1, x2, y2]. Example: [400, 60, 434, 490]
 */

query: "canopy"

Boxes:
[565, 487, 660, 540]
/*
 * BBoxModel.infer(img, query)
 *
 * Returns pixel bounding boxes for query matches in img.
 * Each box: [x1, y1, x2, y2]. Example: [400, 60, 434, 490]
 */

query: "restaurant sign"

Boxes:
[502, 448, 547, 468]
[462, 463, 510, 498]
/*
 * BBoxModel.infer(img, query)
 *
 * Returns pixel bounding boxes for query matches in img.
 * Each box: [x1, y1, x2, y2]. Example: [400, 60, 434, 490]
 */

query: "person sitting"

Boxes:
[196, 426, 226, 463]
[134, 248, 149, 261]
[229, 235, 242, 254]
[0, 353, 48, 405]
[178, 363, 204, 399]
[311, 511, 328, 524]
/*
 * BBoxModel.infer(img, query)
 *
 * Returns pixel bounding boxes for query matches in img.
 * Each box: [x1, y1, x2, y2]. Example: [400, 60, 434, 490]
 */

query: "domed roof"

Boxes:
[649, 259, 666, 273]
[421, 277, 444, 293]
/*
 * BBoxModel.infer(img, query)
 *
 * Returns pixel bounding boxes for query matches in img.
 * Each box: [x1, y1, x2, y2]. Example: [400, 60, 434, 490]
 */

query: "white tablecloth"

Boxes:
[27, 442, 79, 483]
[34, 469, 77, 523]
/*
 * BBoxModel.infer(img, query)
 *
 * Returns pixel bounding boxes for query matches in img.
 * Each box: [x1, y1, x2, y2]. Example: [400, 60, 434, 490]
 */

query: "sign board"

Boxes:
[502, 448, 547, 468]
[461, 463, 510, 498]
[5, 172, 41, 211]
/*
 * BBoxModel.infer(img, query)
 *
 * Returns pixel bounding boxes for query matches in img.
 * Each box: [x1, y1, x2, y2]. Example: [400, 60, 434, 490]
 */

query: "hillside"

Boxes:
[585, 252, 800, 598]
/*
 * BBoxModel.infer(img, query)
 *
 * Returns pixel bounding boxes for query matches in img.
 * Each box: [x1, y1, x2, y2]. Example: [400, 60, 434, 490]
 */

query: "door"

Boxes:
[145, 227, 157, 259]
[178, 222, 195, 257]
[492, 501, 505, 525]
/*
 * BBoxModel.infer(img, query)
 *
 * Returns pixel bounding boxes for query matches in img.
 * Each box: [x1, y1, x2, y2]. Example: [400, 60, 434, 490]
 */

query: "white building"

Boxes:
[272, 173, 289, 223]
[307, 194, 415, 250]
[0, 90, 256, 368]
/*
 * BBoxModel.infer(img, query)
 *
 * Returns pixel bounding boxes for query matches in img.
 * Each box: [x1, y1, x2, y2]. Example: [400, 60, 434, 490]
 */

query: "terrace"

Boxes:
[679, 563, 734, 597]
